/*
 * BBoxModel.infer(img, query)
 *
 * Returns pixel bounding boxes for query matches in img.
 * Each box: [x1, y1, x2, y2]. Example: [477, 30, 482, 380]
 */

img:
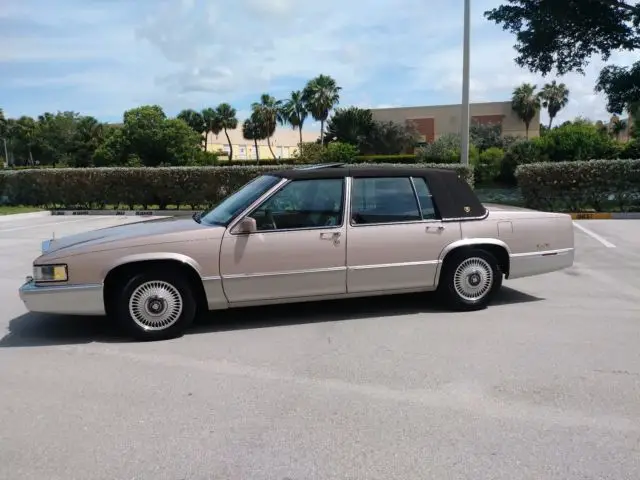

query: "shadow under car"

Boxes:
[1, 287, 543, 348]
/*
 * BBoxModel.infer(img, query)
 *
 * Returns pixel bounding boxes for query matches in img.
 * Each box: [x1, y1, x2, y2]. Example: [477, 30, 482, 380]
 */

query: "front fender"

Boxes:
[100, 252, 204, 280]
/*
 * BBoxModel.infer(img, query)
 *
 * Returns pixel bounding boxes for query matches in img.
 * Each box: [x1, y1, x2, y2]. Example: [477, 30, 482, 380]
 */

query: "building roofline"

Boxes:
[369, 100, 512, 112]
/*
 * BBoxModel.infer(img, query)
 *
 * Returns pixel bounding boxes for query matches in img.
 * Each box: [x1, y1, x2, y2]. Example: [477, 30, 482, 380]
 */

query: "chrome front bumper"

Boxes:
[19, 279, 106, 315]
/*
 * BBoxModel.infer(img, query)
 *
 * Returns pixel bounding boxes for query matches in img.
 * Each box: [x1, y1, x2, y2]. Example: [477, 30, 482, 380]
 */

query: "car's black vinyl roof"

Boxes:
[269, 163, 487, 220]
[269, 164, 458, 180]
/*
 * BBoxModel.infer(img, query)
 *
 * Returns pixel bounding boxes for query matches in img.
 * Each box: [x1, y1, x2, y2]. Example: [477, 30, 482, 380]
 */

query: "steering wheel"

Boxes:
[265, 208, 277, 230]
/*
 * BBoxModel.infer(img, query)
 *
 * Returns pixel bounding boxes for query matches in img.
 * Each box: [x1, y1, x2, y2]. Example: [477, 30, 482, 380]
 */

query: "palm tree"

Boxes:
[302, 74, 341, 145]
[242, 115, 265, 163]
[610, 116, 627, 140]
[251, 94, 282, 159]
[538, 80, 570, 129]
[201, 108, 220, 151]
[215, 103, 238, 161]
[279, 90, 308, 148]
[511, 83, 541, 138]
[177, 109, 206, 148]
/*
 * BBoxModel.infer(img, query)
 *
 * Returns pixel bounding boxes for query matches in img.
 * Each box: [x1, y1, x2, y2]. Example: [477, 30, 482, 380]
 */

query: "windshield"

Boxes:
[200, 174, 282, 226]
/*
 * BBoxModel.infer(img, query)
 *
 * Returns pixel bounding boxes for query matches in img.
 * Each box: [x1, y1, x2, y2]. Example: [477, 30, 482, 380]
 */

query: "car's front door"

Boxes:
[347, 175, 461, 293]
[219, 177, 347, 303]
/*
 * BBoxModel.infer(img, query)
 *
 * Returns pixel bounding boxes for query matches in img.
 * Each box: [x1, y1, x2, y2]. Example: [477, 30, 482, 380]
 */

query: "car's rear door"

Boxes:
[219, 177, 347, 303]
[346, 175, 461, 293]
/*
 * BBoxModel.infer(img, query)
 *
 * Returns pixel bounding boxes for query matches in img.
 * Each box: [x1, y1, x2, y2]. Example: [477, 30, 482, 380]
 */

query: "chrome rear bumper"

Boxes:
[19, 280, 105, 315]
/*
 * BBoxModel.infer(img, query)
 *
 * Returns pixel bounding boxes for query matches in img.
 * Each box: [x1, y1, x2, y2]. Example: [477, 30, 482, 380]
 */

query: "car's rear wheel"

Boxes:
[114, 269, 197, 341]
[438, 248, 502, 311]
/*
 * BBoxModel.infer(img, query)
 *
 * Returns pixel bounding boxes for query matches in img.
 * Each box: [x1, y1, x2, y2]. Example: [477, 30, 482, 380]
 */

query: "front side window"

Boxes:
[200, 175, 281, 226]
[250, 178, 344, 231]
[351, 177, 421, 224]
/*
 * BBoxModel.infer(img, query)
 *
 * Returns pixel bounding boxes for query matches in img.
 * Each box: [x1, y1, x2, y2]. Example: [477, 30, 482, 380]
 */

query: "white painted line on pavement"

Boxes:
[573, 222, 616, 248]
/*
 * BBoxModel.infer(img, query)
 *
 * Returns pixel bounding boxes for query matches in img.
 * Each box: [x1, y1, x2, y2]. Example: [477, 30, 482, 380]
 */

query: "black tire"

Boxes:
[437, 248, 502, 311]
[113, 268, 197, 341]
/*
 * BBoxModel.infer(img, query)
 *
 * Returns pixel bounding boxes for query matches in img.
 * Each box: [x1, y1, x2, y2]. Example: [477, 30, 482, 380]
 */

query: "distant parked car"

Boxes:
[19, 164, 574, 341]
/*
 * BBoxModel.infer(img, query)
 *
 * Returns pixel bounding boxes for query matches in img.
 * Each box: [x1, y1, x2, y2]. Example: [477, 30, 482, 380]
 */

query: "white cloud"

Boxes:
[1, 0, 639, 126]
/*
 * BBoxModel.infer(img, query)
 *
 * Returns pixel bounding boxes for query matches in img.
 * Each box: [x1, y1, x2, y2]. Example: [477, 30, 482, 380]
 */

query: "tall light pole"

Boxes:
[460, 0, 471, 165]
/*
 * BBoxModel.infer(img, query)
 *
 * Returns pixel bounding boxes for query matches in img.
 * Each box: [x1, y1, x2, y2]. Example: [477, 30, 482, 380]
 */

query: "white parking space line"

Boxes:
[573, 222, 616, 248]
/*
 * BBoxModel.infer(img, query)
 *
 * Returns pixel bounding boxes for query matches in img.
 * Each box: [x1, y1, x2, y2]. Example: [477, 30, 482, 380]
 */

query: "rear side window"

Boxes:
[351, 177, 421, 224]
[411, 176, 438, 220]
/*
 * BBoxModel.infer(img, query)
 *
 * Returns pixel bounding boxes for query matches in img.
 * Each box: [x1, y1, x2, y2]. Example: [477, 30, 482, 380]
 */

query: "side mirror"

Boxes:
[233, 216, 257, 234]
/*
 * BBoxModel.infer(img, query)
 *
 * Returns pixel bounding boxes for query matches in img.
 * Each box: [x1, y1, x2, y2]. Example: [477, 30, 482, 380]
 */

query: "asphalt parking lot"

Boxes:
[1, 214, 639, 480]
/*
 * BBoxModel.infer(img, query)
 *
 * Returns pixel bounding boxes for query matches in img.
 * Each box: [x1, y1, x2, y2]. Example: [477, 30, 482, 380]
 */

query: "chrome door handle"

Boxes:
[320, 232, 341, 240]
[426, 225, 445, 231]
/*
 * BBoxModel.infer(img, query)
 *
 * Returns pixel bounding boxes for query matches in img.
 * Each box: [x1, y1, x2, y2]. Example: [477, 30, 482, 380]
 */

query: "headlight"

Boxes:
[33, 264, 68, 282]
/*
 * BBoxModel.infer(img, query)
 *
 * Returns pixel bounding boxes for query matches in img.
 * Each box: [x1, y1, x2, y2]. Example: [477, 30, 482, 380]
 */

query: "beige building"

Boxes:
[370, 101, 539, 144]
[205, 126, 318, 160]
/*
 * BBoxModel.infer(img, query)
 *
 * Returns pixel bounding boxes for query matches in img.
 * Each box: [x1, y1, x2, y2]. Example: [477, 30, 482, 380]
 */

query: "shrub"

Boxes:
[323, 142, 359, 163]
[0, 163, 474, 210]
[293, 142, 325, 163]
[416, 133, 479, 164]
[620, 140, 640, 159]
[473, 147, 504, 185]
[515, 159, 640, 212]
[535, 122, 619, 162]
[500, 139, 546, 185]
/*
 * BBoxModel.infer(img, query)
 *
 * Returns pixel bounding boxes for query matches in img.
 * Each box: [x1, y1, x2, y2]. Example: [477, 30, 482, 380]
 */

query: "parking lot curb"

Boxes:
[0, 211, 51, 222]
[570, 212, 640, 220]
[48, 210, 195, 217]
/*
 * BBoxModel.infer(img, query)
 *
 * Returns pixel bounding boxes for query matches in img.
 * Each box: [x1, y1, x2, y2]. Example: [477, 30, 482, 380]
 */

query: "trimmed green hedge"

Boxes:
[0, 163, 473, 210]
[516, 159, 640, 212]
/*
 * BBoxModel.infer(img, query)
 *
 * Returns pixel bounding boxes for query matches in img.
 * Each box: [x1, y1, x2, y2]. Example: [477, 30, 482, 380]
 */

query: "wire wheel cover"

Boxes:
[128, 280, 184, 330]
[453, 257, 493, 301]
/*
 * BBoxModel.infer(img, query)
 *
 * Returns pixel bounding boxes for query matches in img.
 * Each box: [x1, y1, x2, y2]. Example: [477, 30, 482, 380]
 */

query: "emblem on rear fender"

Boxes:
[464, 206, 471, 213]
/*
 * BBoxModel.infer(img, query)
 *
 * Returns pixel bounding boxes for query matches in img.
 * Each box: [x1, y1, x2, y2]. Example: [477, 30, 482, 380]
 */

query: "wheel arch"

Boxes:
[434, 238, 511, 286]
[102, 256, 208, 316]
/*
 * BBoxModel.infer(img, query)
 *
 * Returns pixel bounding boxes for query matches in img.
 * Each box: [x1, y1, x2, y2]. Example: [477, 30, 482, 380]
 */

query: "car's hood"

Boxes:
[41, 217, 220, 255]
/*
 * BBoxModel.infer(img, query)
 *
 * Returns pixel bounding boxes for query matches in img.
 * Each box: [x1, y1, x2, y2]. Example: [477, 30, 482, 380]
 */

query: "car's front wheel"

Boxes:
[114, 269, 197, 341]
[438, 248, 502, 311]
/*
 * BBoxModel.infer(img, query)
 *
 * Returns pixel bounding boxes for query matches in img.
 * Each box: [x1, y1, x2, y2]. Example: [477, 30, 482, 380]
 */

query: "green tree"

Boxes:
[279, 90, 308, 147]
[324, 106, 374, 146]
[511, 83, 541, 138]
[485, 0, 640, 116]
[93, 125, 127, 167]
[177, 109, 206, 146]
[302, 74, 341, 145]
[469, 121, 505, 151]
[70, 116, 105, 167]
[0, 108, 9, 165]
[122, 105, 166, 166]
[325, 107, 418, 155]
[251, 94, 282, 159]
[365, 121, 419, 155]
[242, 116, 265, 162]
[161, 118, 202, 165]
[201, 107, 220, 151]
[215, 103, 238, 161]
[596, 62, 640, 118]
[539, 80, 570, 129]
[15, 116, 37, 165]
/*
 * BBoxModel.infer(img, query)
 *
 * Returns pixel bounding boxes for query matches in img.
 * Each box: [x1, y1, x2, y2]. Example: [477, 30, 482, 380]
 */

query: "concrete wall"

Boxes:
[370, 101, 540, 142]
[205, 126, 318, 160]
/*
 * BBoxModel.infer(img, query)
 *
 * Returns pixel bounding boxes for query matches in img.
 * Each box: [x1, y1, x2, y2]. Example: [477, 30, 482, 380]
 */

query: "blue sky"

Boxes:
[2, 0, 639, 128]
